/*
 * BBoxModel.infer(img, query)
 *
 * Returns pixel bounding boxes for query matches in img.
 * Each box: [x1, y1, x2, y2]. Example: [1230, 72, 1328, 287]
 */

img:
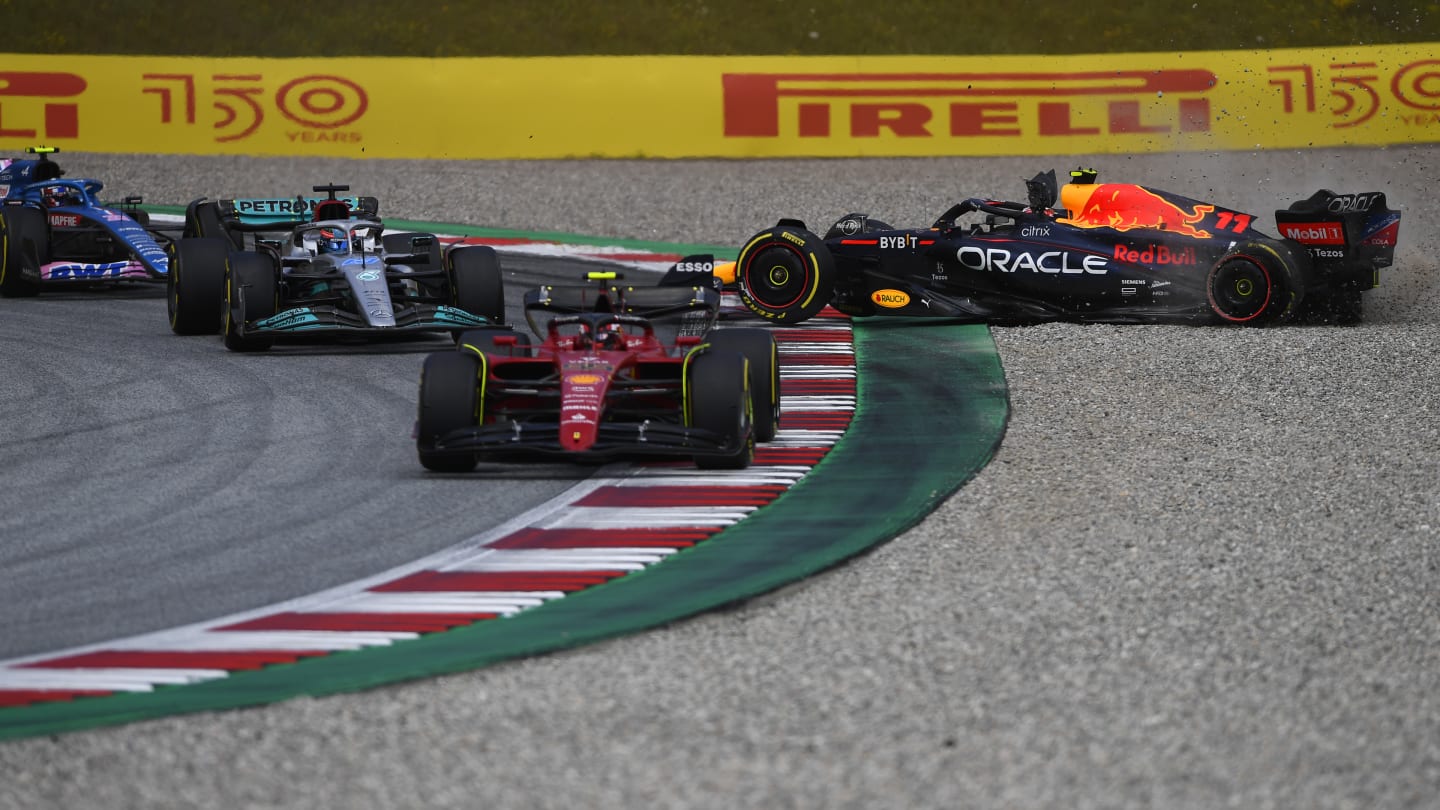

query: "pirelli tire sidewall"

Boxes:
[416, 349, 483, 473]
[0, 205, 47, 298]
[1205, 238, 1311, 326]
[168, 237, 229, 335]
[735, 226, 835, 324]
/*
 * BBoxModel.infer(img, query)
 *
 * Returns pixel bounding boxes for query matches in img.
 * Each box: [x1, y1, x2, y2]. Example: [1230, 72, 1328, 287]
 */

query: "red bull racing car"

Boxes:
[725, 168, 1402, 326]
[0, 146, 171, 297]
[415, 266, 778, 472]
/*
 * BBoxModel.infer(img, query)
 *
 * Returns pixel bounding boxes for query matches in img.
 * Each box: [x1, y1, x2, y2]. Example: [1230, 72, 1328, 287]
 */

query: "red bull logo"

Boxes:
[1112, 244, 1199, 265]
[1059, 184, 1214, 239]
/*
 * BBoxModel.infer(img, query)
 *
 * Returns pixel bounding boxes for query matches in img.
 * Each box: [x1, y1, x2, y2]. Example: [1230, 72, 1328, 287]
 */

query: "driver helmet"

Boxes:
[43, 186, 75, 207]
[598, 322, 626, 350]
[317, 228, 348, 254]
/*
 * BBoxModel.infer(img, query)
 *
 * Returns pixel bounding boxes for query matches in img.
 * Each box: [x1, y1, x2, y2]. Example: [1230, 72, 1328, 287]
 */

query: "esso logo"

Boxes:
[675, 262, 713, 273]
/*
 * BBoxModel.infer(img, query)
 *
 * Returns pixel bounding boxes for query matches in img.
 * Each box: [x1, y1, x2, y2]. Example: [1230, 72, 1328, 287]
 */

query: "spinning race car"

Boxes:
[415, 265, 778, 472]
[166, 184, 501, 350]
[725, 168, 1402, 326]
[0, 146, 171, 297]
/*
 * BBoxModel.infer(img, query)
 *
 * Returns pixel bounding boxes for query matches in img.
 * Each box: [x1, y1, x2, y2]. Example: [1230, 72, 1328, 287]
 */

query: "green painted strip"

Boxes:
[0, 319, 1005, 741]
[140, 206, 736, 259]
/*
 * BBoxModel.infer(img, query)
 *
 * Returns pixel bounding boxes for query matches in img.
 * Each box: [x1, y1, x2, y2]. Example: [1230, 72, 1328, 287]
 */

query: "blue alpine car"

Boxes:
[0, 146, 171, 297]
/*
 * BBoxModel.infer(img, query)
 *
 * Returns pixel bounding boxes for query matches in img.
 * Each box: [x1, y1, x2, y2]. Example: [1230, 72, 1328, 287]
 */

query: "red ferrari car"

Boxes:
[414, 268, 778, 471]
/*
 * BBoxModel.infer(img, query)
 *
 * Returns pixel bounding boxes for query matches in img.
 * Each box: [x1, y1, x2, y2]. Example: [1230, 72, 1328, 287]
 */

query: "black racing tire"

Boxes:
[383, 232, 444, 269]
[448, 245, 506, 325]
[0, 206, 47, 298]
[1206, 238, 1309, 325]
[168, 237, 228, 335]
[706, 328, 780, 442]
[457, 327, 531, 357]
[734, 225, 835, 325]
[416, 350, 482, 473]
[223, 252, 278, 352]
[686, 349, 754, 470]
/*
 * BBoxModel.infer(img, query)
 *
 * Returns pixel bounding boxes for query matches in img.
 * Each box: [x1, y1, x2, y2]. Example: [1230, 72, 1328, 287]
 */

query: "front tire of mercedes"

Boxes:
[448, 245, 507, 325]
[168, 237, 228, 335]
[222, 252, 278, 352]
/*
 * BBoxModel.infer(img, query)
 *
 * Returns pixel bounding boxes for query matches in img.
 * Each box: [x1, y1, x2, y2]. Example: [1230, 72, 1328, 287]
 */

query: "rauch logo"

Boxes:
[722, 70, 1215, 140]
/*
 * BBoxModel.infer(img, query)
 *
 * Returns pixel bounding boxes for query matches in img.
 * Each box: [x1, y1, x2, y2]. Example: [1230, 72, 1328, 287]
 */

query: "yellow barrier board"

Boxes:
[1, 46, 1436, 159]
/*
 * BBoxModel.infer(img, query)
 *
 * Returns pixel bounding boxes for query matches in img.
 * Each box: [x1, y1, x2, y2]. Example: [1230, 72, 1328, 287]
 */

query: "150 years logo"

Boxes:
[143, 73, 369, 143]
[1, 70, 369, 145]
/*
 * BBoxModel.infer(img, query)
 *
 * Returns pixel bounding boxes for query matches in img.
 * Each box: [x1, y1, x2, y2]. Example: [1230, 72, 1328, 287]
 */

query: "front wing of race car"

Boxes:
[421, 419, 746, 461]
[238, 303, 490, 337]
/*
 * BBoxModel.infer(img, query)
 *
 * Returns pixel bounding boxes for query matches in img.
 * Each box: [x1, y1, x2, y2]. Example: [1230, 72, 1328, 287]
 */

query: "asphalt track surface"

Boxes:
[0, 253, 614, 659]
[4, 147, 1439, 809]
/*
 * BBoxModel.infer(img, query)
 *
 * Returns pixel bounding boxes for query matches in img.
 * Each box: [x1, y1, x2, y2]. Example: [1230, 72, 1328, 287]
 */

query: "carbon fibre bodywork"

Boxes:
[0, 147, 172, 296]
[730, 169, 1402, 326]
[415, 268, 775, 471]
[167, 185, 502, 348]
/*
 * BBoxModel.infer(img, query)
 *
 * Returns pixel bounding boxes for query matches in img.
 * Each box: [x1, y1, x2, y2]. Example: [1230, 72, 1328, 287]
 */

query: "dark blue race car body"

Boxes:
[0, 147, 170, 297]
[731, 169, 1402, 326]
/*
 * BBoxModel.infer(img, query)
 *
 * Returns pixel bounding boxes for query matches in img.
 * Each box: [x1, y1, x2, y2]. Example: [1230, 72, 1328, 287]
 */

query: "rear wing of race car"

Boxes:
[222, 194, 381, 230]
[183, 193, 381, 240]
[522, 267, 721, 338]
[1275, 191, 1401, 275]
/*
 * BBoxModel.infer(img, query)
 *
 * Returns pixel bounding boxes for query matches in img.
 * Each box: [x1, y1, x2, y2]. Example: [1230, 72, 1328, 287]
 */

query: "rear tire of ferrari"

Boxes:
[448, 245, 506, 325]
[1206, 239, 1308, 325]
[457, 327, 531, 358]
[687, 350, 755, 470]
[168, 237, 228, 335]
[223, 252, 277, 352]
[0, 206, 47, 298]
[735, 226, 835, 325]
[417, 351, 482, 473]
[706, 328, 780, 442]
